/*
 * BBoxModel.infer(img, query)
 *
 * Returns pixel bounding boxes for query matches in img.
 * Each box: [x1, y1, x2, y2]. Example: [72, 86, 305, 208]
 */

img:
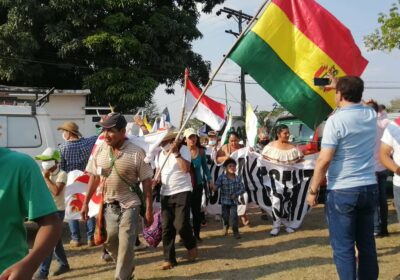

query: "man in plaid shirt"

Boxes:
[57, 121, 97, 247]
[214, 158, 245, 239]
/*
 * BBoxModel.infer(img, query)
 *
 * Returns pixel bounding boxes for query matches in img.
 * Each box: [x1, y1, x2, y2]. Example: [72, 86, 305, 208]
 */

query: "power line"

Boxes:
[212, 79, 400, 89]
[216, 7, 253, 118]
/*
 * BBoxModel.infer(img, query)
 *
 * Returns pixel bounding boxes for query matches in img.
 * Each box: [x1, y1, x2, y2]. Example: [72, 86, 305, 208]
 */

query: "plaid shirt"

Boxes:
[215, 173, 245, 205]
[59, 136, 97, 172]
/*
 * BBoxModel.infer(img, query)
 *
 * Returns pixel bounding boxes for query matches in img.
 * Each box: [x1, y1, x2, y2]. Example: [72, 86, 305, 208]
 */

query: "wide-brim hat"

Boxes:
[57, 121, 82, 137]
[162, 130, 179, 142]
[35, 147, 61, 161]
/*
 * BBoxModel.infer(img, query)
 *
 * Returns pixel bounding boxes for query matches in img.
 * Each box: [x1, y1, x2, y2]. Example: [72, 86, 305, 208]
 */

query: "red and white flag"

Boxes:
[64, 170, 102, 220]
[185, 79, 226, 131]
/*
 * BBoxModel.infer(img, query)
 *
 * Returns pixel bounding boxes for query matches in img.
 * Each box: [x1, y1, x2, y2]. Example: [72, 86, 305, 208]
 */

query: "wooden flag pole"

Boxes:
[154, 0, 270, 180]
[175, 0, 270, 140]
[178, 68, 190, 129]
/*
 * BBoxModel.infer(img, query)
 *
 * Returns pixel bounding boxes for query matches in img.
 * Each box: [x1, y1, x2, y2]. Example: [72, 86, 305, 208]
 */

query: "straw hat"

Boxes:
[162, 130, 179, 142]
[57, 121, 82, 137]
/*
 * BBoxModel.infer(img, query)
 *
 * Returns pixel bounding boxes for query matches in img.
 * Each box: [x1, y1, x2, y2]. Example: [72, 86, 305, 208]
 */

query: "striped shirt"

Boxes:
[86, 140, 153, 208]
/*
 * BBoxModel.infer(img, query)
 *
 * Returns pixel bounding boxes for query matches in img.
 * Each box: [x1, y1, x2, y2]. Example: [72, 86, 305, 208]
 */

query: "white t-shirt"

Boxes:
[49, 169, 68, 210]
[381, 121, 400, 186]
[374, 116, 390, 172]
[156, 146, 192, 196]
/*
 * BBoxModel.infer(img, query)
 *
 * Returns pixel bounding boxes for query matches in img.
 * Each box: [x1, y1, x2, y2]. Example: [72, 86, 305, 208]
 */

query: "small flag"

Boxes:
[246, 103, 259, 148]
[220, 112, 233, 146]
[185, 79, 226, 131]
[151, 107, 171, 132]
[143, 115, 152, 131]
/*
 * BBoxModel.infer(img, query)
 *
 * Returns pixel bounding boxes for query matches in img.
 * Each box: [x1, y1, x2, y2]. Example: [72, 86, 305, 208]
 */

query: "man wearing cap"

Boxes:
[57, 121, 97, 247]
[81, 112, 154, 280]
[154, 130, 198, 270]
[0, 147, 61, 279]
[33, 148, 70, 279]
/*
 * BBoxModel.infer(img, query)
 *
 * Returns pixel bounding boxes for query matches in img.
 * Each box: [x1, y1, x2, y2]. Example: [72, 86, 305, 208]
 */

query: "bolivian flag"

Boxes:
[229, 0, 368, 129]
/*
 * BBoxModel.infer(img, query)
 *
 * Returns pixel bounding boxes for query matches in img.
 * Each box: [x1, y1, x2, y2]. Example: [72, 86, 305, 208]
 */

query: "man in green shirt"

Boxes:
[0, 148, 62, 280]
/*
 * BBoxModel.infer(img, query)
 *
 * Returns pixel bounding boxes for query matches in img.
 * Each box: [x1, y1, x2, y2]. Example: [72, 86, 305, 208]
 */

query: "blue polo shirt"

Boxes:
[321, 103, 377, 190]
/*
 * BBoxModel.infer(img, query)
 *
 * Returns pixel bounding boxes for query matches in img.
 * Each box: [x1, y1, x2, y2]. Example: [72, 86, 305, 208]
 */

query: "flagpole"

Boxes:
[178, 68, 189, 129]
[154, 0, 270, 180]
[176, 0, 270, 139]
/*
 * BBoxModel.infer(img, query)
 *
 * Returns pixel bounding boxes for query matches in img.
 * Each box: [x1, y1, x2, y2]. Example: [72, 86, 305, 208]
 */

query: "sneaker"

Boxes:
[270, 227, 280, 237]
[87, 239, 95, 247]
[32, 272, 48, 280]
[187, 247, 198, 262]
[102, 253, 113, 262]
[51, 265, 70, 276]
[285, 227, 295, 234]
[134, 242, 148, 251]
[69, 240, 81, 247]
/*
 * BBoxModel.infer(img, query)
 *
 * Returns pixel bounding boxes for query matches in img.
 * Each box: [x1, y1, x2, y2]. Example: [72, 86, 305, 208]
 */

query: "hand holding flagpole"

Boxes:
[154, 0, 271, 180]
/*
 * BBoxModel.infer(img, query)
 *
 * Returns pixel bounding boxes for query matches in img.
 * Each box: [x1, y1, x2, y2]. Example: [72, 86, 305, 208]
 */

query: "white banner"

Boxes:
[206, 148, 316, 229]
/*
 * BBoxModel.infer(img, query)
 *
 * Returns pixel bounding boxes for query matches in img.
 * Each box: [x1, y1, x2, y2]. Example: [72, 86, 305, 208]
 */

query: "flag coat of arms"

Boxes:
[229, 0, 368, 129]
[185, 79, 226, 131]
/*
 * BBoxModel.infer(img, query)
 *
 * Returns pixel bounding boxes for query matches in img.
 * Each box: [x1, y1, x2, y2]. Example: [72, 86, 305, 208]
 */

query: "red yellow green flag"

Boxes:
[229, 0, 368, 128]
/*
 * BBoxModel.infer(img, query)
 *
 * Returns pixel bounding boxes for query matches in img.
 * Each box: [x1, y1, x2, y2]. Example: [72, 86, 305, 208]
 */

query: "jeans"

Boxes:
[104, 202, 139, 280]
[373, 170, 389, 234]
[161, 191, 196, 263]
[325, 185, 379, 280]
[39, 211, 69, 276]
[68, 216, 96, 242]
[191, 184, 203, 238]
[394, 185, 400, 223]
[221, 204, 239, 233]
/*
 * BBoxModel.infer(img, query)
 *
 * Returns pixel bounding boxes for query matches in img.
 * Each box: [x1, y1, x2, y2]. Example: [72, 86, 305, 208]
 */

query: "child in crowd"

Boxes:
[34, 148, 70, 279]
[214, 158, 245, 239]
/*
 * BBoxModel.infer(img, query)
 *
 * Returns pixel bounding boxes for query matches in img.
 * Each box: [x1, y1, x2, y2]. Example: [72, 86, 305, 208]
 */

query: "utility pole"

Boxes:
[216, 7, 253, 118]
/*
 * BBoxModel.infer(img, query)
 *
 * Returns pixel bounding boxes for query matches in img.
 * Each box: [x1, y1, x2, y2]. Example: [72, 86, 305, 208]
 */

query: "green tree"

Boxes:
[364, 0, 400, 52]
[0, 0, 225, 112]
[388, 98, 400, 112]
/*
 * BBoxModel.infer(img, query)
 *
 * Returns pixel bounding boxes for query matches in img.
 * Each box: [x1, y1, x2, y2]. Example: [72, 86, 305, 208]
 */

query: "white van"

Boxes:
[0, 87, 101, 158]
[0, 105, 57, 158]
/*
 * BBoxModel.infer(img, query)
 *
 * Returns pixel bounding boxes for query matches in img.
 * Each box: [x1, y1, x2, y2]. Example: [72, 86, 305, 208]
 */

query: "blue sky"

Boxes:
[154, 0, 400, 125]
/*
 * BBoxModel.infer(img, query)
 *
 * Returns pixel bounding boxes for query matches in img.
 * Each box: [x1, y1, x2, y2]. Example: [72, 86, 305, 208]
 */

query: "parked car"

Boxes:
[270, 114, 327, 203]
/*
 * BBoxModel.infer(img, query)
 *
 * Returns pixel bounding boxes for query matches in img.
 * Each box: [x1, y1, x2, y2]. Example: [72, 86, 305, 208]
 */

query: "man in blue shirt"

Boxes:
[307, 76, 378, 280]
[58, 121, 97, 247]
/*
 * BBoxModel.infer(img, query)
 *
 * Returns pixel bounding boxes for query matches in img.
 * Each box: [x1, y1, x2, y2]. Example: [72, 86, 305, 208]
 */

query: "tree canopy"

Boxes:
[364, 0, 400, 52]
[0, 0, 225, 112]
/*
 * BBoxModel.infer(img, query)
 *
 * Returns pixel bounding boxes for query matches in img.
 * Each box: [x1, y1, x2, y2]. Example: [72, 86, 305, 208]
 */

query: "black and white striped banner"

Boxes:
[207, 148, 316, 229]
